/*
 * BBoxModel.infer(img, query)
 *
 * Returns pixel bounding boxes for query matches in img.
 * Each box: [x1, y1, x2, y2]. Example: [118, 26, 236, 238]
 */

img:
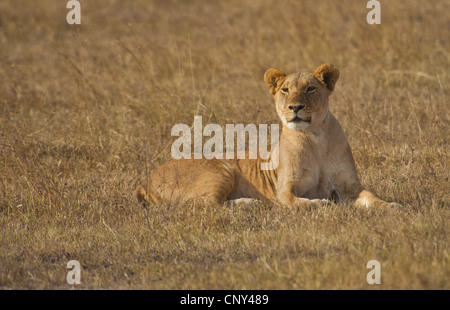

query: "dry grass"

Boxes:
[0, 0, 448, 289]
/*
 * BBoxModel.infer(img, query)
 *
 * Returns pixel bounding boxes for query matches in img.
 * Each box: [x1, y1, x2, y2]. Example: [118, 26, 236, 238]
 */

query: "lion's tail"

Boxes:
[134, 184, 161, 204]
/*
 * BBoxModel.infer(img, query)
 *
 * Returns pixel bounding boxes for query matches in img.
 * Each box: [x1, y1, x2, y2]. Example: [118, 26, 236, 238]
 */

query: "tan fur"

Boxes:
[135, 64, 399, 209]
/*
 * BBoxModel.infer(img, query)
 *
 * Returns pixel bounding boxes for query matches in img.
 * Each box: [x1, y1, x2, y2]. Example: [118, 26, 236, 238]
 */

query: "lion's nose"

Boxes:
[288, 104, 305, 113]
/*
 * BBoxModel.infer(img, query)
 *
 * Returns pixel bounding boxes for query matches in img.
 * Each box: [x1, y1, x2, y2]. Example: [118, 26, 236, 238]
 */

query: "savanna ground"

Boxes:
[0, 0, 448, 290]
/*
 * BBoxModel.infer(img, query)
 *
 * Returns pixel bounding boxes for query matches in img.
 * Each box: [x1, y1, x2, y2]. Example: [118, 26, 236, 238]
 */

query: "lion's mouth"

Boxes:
[290, 116, 311, 123]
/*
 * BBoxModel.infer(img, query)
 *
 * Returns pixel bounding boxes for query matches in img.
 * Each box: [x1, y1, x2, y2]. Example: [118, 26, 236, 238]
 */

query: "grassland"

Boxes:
[0, 0, 448, 289]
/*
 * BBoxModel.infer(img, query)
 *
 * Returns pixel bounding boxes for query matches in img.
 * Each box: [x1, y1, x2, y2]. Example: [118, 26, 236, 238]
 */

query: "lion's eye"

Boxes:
[306, 86, 317, 93]
[281, 88, 289, 94]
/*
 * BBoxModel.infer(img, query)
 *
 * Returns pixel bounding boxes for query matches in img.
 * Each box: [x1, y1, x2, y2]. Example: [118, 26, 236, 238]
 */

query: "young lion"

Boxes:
[135, 64, 398, 209]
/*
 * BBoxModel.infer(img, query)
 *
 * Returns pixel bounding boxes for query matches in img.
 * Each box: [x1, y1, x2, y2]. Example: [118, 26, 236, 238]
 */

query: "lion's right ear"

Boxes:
[313, 64, 339, 92]
[264, 68, 287, 96]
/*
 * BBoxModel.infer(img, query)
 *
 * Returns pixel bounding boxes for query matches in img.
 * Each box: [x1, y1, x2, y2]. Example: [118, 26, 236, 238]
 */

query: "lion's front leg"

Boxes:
[295, 197, 332, 207]
[354, 189, 401, 209]
[227, 198, 261, 206]
[275, 169, 332, 207]
[277, 190, 331, 208]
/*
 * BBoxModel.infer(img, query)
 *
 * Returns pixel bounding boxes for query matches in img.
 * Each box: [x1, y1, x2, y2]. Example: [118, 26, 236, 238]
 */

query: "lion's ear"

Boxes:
[313, 64, 340, 92]
[264, 68, 287, 96]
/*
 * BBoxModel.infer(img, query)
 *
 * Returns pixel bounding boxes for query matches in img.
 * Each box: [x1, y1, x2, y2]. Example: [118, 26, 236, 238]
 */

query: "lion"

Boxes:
[135, 64, 399, 209]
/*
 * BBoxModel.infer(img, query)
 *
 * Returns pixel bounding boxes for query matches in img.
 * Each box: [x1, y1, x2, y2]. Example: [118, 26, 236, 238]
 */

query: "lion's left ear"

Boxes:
[264, 68, 287, 96]
[313, 64, 340, 92]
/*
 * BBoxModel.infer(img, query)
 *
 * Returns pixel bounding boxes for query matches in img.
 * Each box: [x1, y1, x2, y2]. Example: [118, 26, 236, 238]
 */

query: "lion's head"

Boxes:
[264, 64, 340, 131]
